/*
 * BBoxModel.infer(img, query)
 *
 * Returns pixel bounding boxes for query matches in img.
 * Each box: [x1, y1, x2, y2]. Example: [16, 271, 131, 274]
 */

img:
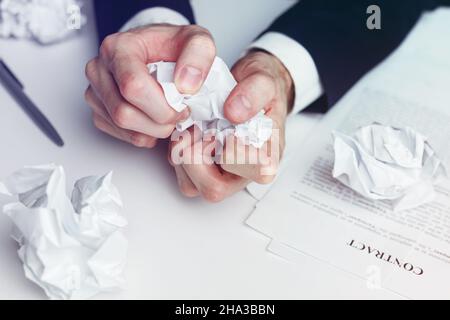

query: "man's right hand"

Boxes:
[84, 24, 216, 148]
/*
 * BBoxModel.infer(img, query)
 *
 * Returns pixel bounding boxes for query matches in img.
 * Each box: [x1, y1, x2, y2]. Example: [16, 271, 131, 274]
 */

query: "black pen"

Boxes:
[0, 59, 64, 147]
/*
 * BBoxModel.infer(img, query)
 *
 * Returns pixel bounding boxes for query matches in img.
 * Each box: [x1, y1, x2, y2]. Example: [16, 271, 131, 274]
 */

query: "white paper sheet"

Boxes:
[332, 124, 447, 211]
[0, 164, 127, 300]
[0, 0, 86, 44]
[148, 57, 273, 149]
[246, 113, 323, 200]
[246, 8, 450, 300]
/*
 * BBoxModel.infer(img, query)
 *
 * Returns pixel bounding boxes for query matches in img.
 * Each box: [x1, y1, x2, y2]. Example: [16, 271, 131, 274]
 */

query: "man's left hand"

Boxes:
[169, 50, 295, 202]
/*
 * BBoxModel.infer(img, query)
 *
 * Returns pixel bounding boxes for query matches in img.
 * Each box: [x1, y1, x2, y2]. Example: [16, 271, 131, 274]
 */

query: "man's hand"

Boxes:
[85, 24, 216, 148]
[169, 50, 294, 202]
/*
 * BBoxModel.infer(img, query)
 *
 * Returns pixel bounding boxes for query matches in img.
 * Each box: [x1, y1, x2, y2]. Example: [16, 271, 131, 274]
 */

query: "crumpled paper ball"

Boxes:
[148, 57, 273, 149]
[0, 164, 127, 300]
[332, 124, 447, 211]
[0, 0, 86, 44]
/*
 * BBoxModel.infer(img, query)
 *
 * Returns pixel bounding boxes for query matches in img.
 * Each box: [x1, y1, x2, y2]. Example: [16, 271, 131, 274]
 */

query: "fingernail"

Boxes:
[177, 66, 202, 93]
[229, 95, 252, 120]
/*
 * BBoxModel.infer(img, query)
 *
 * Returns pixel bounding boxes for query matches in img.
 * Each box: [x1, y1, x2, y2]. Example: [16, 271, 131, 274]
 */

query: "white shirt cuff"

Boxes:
[120, 7, 190, 32]
[248, 32, 324, 115]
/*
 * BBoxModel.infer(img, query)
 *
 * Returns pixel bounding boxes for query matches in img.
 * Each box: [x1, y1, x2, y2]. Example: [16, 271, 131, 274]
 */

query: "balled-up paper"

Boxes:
[148, 57, 273, 149]
[0, 0, 86, 44]
[332, 124, 447, 211]
[0, 164, 127, 300]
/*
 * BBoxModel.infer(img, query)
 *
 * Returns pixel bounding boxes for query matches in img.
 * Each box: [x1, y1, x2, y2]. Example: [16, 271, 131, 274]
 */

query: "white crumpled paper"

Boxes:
[0, 164, 127, 300]
[332, 124, 447, 211]
[148, 57, 273, 149]
[0, 0, 86, 44]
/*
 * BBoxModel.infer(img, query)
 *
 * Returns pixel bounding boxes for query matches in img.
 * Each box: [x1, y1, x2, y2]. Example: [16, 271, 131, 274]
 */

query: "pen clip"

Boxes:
[0, 59, 24, 89]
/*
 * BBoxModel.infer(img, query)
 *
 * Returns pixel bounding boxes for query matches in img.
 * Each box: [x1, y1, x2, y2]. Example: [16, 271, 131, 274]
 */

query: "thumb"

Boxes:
[173, 26, 216, 94]
[224, 72, 276, 124]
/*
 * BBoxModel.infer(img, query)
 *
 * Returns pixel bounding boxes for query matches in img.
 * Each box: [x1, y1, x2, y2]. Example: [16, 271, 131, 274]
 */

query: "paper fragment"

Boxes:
[332, 124, 447, 211]
[148, 57, 273, 149]
[0, 0, 86, 44]
[0, 164, 127, 300]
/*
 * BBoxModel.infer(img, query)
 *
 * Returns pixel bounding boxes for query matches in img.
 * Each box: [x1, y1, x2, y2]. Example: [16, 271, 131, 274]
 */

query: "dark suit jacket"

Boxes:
[94, 0, 449, 112]
[94, 0, 195, 41]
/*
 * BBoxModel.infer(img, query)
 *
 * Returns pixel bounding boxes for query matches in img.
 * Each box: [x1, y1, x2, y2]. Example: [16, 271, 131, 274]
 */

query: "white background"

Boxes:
[0, 0, 395, 299]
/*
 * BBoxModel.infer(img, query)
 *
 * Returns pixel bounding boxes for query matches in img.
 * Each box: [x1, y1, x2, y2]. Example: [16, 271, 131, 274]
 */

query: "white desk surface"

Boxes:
[0, 0, 396, 299]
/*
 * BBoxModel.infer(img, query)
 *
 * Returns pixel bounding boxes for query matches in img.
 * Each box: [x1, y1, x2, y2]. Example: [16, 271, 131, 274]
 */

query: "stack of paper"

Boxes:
[246, 8, 450, 300]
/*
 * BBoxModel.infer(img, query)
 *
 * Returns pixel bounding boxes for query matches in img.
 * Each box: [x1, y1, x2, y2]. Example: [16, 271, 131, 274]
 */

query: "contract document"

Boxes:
[247, 8, 450, 299]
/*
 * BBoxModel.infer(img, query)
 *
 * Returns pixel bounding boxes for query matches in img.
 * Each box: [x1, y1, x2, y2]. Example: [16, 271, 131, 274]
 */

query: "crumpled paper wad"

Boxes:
[0, 0, 86, 44]
[148, 57, 273, 149]
[332, 124, 447, 211]
[0, 164, 127, 300]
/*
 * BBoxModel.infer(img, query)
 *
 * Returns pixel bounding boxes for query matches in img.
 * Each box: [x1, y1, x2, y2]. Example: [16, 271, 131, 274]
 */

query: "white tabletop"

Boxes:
[0, 0, 397, 299]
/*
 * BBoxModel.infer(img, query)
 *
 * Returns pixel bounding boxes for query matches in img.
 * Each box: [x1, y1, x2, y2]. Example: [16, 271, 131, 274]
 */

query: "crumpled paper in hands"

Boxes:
[332, 124, 447, 211]
[0, 0, 86, 44]
[0, 164, 127, 300]
[148, 57, 273, 149]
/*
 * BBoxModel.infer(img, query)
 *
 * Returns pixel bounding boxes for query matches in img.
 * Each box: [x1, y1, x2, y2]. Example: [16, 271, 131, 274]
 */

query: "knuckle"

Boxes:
[256, 72, 275, 90]
[202, 184, 226, 203]
[130, 133, 148, 148]
[180, 185, 198, 198]
[254, 73, 276, 99]
[100, 34, 118, 58]
[84, 87, 92, 103]
[187, 30, 216, 54]
[85, 59, 97, 80]
[240, 58, 262, 75]
[250, 50, 271, 62]
[112, 104, 134, 128]
[158, 125, 175, 139]
[146, 138, 158, 149]
[188, 24, 210, 35]
[115, 31, 131, 40]
[119, 71, 146, 100]
[155, 111, 178, 125]
[93, 115, 105, 130]
[102, 34, 140, 67]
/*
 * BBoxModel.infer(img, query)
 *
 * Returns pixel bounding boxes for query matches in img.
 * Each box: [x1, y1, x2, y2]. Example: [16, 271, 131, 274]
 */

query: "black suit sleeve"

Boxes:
[94, 0, 195, 42]
[265, 0, 444, 112]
